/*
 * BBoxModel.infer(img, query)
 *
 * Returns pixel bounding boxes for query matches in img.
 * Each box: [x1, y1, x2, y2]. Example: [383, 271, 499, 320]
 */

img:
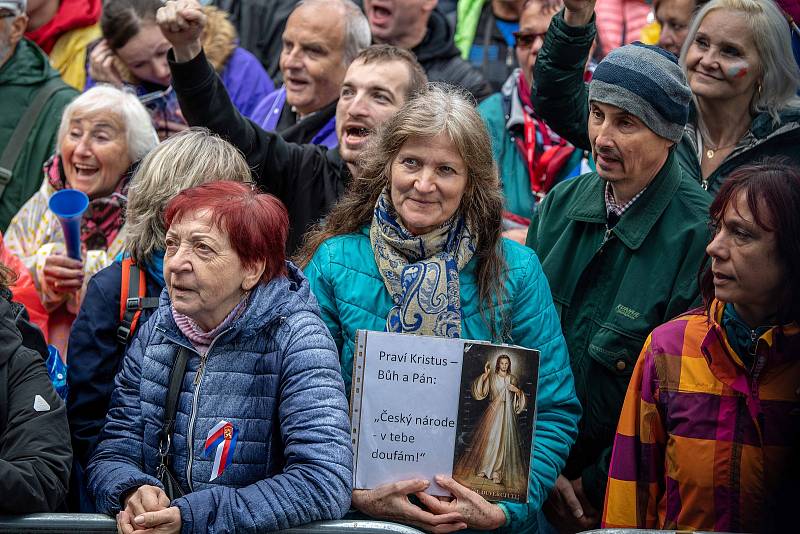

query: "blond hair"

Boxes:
[680, 0, 800, 123]
[124, 128, 251, 263]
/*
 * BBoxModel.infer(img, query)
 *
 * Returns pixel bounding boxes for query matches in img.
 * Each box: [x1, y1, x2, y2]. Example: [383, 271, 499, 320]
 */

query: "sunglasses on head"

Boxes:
[513, 31, 547, 49]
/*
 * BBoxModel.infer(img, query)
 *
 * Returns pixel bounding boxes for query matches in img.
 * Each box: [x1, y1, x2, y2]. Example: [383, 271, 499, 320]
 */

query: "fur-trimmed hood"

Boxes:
[200, 6, 237, 72]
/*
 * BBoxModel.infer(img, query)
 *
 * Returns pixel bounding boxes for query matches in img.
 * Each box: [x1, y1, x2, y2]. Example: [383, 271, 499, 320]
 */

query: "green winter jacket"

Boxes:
[525, 152, 711, 508]
[304, 227, 581, 533]
[0, 39, 77, 231]
[532, 11, 800, 195]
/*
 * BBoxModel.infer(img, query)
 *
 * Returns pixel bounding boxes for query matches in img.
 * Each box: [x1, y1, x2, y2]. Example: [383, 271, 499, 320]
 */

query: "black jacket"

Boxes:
[66, 262, 162, 472]
[0, 292, 71, 513]
[277, 98, 338, 146]
[413, 8, 492, 102]
[169, 49, 351, 253]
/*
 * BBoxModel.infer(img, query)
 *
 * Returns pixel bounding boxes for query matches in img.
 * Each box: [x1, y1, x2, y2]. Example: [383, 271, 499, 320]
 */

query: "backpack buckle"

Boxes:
[117, 325, 131, 344]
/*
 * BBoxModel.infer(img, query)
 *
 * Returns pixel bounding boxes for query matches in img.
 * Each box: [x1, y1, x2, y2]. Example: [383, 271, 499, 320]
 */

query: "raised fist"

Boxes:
[563, 0, 596, 26]
[156, 0, 206, 61]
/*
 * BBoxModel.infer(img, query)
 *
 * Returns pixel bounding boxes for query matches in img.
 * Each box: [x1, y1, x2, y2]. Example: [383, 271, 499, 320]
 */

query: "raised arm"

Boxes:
[531, 2, 597, 152]
[157, 0, 331, 201]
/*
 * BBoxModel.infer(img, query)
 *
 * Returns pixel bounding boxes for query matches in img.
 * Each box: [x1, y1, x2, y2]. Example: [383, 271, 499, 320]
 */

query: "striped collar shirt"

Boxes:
[604, 182, 647, 226]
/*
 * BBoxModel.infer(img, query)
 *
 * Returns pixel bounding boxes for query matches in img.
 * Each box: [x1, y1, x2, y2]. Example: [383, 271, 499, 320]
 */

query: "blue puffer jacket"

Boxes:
[304, 228, 581, 533]
[87, 263, 353, 532]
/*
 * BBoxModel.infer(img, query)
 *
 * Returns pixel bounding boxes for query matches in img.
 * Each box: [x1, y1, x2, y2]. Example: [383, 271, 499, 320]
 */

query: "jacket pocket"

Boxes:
[586, 322, 646, 377]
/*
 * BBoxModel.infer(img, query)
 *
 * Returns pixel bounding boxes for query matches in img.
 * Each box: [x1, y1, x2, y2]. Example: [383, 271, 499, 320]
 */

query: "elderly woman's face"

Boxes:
[164, 209, 264, 331]
[60, 112, 132, 199]
[684, 9, 762, 104]
[390, 133, 468, 235]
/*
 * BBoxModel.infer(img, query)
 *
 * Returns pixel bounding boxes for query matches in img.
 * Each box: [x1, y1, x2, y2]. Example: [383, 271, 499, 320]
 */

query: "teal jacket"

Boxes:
[532, 11, 800, 194]
[0, 39, 77, 230]
[479, 71, 587, 220]
[526, 152, 711, 508]
[304, 227, 581, 533]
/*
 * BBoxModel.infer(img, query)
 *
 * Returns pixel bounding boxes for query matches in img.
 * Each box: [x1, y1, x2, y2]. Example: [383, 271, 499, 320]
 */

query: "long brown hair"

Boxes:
[296, 84, 508, 336]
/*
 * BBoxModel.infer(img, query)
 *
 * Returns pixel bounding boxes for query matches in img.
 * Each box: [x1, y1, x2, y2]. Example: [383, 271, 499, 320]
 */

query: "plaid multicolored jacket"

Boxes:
[602, 300, 800, 532]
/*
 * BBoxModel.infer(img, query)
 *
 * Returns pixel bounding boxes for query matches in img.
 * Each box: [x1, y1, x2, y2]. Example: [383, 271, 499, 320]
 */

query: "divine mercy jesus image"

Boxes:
[452, 345, 537, 502]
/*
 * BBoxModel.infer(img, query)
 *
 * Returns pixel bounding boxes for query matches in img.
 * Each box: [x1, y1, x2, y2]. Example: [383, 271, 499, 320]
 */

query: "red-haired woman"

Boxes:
[87, 181, 352, 533]
[603, 158, 800, 532]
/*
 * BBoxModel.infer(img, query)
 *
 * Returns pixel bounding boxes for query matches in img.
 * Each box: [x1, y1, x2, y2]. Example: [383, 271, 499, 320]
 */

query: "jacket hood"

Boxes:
[749, 104, 800, 139]
[0, 39, 61, 86]
[0, 295, 24, 366]
[687, 103, 800, 142]
[413, 8, 461, 63]
[157, 261, 321, 343]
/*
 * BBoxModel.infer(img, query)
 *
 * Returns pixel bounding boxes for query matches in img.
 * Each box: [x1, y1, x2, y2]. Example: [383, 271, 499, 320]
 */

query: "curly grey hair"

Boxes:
[56, 85, 157, 163]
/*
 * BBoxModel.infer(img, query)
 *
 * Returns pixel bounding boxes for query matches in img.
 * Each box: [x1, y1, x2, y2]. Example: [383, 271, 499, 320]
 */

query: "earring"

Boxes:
[757, 82, 763, 95]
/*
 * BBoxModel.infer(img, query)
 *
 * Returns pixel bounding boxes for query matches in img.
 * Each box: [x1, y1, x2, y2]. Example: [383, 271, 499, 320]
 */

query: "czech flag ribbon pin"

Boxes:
[204, 420, 238, 481]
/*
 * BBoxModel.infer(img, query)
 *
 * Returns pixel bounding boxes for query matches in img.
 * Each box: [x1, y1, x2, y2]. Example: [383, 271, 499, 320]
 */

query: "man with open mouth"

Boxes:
[157, 0, 428, 254]
[364, 0, 493, 101]
[249, 0, 370, 149]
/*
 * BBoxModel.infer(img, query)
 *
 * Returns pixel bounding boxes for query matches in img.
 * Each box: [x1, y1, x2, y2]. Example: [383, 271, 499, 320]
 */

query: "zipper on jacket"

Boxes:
[748, 331, 767, 437]
[184, 328, 231, 491]
[599, 226, 614, 251]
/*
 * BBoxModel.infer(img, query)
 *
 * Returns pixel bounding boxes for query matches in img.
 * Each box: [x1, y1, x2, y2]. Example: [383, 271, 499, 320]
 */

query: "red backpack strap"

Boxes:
[117, 258, 159, 345]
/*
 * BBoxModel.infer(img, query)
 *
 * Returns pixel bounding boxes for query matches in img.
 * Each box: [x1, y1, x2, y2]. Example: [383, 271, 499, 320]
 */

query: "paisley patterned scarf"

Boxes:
[46, 155, 132, 251]
[369, 190, 476, 338]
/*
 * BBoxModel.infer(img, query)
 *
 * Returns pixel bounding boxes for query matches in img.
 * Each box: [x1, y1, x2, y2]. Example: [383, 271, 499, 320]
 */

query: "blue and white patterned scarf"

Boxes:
[369, 190, 476, 337]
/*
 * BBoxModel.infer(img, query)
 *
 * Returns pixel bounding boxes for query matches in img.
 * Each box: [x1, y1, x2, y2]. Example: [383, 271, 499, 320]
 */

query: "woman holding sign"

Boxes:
[298, 85, 580, 533]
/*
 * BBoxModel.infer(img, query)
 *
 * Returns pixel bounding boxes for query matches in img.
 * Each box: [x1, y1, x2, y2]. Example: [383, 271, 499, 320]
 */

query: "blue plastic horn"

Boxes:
[48, 189, 89, 260]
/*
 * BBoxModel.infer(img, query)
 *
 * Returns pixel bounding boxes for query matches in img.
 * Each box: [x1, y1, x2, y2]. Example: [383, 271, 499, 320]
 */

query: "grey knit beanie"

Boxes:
[588, 42, 691, 143]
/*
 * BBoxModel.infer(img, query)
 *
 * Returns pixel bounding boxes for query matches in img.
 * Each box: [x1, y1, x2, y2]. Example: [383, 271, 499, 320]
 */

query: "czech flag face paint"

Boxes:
[727, 62, 749, 80]
[204, 420, 239, 481]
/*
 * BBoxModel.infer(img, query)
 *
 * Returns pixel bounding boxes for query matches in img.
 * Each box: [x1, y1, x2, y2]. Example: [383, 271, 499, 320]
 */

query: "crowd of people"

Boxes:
[0, 0, 798, 532]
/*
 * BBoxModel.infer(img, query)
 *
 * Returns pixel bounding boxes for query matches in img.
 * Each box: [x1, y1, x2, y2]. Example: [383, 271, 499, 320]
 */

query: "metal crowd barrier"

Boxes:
[580, 530, 734, 533]
[0, 515, 425, 534]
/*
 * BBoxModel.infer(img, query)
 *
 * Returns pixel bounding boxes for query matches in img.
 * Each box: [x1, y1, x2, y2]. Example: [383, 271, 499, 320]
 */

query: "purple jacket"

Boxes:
[220, 47, 274, 119]
[251, 87, 338, 149]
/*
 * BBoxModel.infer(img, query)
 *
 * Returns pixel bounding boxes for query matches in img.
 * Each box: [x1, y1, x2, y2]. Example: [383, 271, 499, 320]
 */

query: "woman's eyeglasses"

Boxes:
[513, 31, 547, 49]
